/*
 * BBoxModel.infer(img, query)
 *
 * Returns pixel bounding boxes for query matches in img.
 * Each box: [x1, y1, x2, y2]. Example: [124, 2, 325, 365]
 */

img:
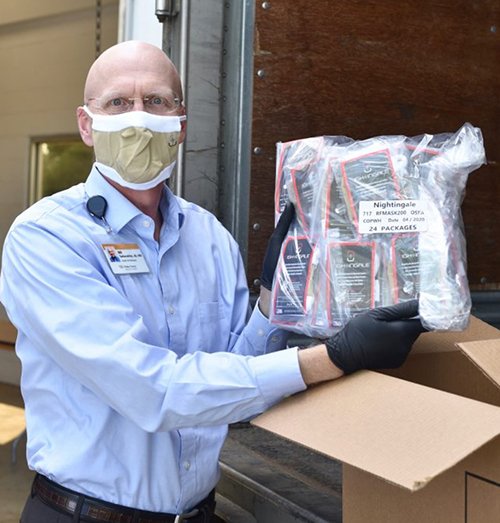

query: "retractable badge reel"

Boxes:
[86, 195, 113, 233]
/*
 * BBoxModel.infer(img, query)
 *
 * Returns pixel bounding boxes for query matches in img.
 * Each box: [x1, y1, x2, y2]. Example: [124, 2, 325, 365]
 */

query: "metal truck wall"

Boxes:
[246, 0, 500, 293]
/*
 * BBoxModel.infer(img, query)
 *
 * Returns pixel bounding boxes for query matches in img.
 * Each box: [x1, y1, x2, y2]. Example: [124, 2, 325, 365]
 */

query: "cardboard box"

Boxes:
[252, 316, 500, 522]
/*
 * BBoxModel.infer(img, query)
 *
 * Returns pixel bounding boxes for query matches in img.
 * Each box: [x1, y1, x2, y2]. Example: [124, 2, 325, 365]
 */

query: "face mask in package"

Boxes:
[325, 241, 377, 328]
[275, 137, 325, 227]
[272, 229, 319, 327]
[270, 123, 486, 336]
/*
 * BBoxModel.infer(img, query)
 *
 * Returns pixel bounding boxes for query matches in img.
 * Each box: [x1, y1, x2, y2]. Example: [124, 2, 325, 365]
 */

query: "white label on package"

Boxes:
[358, 200, 428, 234]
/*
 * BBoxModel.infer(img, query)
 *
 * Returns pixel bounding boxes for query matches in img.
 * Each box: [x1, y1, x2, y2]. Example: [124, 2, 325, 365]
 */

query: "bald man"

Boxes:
[0, 41, 424, 523]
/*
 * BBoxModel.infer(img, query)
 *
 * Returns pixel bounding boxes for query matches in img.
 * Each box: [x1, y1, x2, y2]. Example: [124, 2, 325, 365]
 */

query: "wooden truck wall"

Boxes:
[247, 0, 500, 293]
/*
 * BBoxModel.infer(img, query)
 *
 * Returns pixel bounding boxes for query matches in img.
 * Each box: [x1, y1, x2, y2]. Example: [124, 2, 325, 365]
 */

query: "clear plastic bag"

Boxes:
[270, 123, 486, 336]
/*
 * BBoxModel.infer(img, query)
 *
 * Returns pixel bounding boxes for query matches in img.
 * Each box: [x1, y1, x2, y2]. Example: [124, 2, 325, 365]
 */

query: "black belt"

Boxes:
[32, 474, 215, 523]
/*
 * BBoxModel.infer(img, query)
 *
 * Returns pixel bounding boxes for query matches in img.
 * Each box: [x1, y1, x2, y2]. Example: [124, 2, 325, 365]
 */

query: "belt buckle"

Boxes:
[174, 508, 199, 523]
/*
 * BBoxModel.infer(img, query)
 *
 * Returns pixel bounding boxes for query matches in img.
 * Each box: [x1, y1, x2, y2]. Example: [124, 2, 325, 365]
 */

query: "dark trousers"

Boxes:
[21, 492, 73, 523]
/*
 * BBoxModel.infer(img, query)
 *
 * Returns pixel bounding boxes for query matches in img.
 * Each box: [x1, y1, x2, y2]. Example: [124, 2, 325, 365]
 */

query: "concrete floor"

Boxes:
[0, 382, 34, 523]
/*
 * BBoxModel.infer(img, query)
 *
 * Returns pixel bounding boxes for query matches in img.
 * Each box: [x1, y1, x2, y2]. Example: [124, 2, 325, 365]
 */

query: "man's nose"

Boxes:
[132, 97, 146, 111]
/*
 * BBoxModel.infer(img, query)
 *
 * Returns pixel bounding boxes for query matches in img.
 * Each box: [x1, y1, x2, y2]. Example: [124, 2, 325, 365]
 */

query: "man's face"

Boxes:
[76, 42, 186, 148]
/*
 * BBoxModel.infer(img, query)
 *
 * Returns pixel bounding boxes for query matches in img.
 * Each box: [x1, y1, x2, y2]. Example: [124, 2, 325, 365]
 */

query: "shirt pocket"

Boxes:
[197, 301, 227, 353]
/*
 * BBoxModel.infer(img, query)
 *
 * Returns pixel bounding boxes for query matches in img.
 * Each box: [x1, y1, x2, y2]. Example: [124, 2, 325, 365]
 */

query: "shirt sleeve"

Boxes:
[222, 234, 292, 357]
[0, 221, 306, 433]
[236, 301, 291, 355]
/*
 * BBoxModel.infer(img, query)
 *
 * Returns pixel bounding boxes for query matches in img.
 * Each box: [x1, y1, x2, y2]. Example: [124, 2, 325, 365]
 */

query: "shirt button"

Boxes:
[258, 329, 265, 337]
[271, 336, 279, 343]
[168, 306, 175, 314]
[184, 460, 191, 470]
[143, 220, 151, 228]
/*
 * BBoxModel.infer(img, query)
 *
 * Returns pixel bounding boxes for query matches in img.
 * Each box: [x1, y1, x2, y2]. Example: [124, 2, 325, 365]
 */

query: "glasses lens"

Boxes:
[144, 92, 181, 115]
[96, 96, 133, 115]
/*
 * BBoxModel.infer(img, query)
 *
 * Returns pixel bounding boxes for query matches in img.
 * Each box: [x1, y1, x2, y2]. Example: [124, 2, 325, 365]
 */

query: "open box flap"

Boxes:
[252, 371, 500, 492]
[411, 316, 500, 355]
[457, 338, 500, 391]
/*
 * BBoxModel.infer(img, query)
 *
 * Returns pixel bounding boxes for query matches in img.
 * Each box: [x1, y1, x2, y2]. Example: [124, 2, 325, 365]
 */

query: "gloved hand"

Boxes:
[325, 300, 426, 375]
[260, 202, 295, 291]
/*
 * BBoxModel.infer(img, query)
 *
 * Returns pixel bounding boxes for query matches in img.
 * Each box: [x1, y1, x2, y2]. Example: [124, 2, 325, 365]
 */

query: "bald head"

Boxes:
[84, 41, 182, 104]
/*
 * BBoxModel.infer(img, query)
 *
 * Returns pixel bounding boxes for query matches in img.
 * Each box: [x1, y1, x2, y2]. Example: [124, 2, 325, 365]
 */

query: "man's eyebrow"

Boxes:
[92, 88, 181, 99]
[91, 90, 130, 100]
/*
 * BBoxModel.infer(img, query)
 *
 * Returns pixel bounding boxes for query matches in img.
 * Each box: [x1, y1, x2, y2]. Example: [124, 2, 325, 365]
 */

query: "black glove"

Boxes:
[325, 300, 426, 375]
[260, 203, 295, 290]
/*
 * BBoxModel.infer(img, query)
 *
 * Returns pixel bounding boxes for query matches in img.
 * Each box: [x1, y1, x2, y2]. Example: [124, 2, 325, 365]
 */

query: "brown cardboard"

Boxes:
[342, 432, 500, 522]
[0, 403, 25, 444]
[411, 315, 500, 355]
[383, 351, 500, 407]
[466, 472, 500, 523]
[458, 339, 500, 390]
[252, 315, 500, 522]
[253, 371, 500, 491]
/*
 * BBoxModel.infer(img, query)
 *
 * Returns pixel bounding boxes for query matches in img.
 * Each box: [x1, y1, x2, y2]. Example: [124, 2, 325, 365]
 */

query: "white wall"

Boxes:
[119, 0, 162, 48]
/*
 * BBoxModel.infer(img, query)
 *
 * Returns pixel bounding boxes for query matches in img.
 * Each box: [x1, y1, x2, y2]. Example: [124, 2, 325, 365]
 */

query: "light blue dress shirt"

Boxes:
[0, 166, 306, 513]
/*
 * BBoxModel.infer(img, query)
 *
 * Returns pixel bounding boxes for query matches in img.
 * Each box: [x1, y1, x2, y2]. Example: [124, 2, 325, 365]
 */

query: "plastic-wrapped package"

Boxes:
[325, 240, 379, 328]
[270, 123, 486, 336]
[275, 137, 325, 229]
[271, 225, 320, 327]
[275, 136, 354, 233]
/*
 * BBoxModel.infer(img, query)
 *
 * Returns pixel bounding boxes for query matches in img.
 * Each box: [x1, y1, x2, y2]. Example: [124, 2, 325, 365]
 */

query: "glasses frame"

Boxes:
[86, 93, 184, 115]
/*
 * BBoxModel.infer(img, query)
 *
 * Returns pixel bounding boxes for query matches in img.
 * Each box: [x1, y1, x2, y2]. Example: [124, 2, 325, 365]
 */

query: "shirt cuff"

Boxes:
[246, 299, 291, 355]
[249, 347, 307, 409]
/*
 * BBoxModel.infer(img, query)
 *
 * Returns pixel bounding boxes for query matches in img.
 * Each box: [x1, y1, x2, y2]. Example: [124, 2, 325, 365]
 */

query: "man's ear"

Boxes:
[76, 107, 94, 147]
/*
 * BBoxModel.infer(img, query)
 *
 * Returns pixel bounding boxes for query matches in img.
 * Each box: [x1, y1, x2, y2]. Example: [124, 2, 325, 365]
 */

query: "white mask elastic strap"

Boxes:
[94, 161, 177, 191]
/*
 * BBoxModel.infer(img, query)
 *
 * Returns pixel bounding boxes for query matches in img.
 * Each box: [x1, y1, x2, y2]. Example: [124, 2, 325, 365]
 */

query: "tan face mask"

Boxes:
[84, 106, 186, 190]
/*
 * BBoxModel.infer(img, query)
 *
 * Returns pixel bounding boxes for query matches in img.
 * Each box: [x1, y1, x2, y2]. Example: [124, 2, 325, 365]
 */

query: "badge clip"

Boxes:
[87, 195, 113, 233]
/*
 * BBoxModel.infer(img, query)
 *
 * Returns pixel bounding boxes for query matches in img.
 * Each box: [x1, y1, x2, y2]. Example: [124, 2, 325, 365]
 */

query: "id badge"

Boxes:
[101, 243, 150, 275]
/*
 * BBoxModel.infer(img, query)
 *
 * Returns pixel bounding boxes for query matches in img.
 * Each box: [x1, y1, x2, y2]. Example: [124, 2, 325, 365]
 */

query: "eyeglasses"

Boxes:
[87, 91, 183, 116]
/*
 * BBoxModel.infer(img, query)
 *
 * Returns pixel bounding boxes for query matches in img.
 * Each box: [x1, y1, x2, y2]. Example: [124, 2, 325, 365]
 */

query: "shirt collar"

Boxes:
[85, 165, 143, 233]
[85, 164, 185, 234]
[160, 184, 186, 234]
